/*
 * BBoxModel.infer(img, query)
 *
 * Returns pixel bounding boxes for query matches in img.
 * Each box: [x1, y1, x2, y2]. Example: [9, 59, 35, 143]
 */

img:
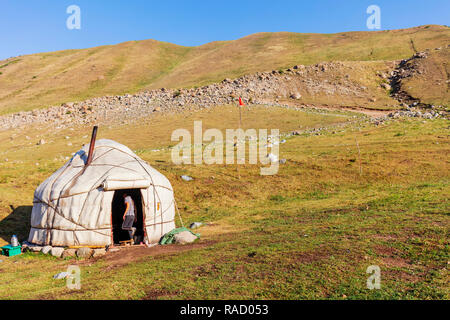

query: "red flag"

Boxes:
[239, 97, 244, 106]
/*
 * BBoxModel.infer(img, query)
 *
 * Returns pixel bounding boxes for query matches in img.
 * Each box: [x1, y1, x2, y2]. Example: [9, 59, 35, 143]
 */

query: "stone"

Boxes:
[42, 245, 52, 254]
[189, 222, 203, 229]
[76, 247, 93, 259]
[37, 139, 46, 145]
[381, 83, 391, 90]
[53, 272, 69, 280]
[174, 231, 198, 244]
[92, 248, 106, 257]
[51, 247, 64, 258]
[290, 92, 302, 99]
[28, 245, 43, 252]
[62, 249, 76, 258]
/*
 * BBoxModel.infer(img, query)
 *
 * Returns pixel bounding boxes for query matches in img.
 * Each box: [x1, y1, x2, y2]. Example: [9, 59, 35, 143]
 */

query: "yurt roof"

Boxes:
[34, 139, 171, 203]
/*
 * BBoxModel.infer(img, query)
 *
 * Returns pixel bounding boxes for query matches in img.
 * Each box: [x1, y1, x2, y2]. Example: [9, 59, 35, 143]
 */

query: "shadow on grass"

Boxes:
[0, 205, 32, 244]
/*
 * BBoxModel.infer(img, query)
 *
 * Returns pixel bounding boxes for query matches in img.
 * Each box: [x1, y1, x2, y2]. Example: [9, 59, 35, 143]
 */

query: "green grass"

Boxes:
[0, 106, 448, 299]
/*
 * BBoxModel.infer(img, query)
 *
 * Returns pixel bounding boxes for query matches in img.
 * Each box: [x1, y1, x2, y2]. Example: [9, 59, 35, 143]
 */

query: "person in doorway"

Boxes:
[122, 193, 137, 241]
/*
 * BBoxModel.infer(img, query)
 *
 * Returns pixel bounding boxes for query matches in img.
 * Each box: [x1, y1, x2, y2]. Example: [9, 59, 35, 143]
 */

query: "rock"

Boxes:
[174, 231, 198, 244]
[290, 92, 302, 99]
[41, 245, 52, 254]
[189, 222, 203, 229]
[53, 272, 69, 280]
[62, 249, 76, 258]
[279, 159, 287, 164]
[92, 248, 106, 257]
[28, 245, 43, 252]
[381, 83, 391, 90]
[76, 247, 93, 259]
[180, 175, 193, 181]
[50, 247, 64, 258]
[37, 139, 46, 145]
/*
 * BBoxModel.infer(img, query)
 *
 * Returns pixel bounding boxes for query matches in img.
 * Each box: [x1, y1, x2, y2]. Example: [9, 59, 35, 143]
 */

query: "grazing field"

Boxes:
[0, 105, 448, 299]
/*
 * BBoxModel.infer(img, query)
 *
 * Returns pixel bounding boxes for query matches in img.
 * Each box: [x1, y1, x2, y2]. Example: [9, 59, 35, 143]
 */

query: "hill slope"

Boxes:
[390, 47, 449, 107]
[0, 25, 449, 115]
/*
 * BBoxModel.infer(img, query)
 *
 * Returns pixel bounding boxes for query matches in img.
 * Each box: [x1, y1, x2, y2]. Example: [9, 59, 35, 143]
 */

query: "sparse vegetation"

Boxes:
[0, 105, 448, 299]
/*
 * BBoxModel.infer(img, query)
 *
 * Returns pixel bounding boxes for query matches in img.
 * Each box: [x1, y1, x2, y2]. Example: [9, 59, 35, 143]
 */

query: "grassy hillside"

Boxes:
[0, 105, 448, 299]
[0, 25, 448, 114]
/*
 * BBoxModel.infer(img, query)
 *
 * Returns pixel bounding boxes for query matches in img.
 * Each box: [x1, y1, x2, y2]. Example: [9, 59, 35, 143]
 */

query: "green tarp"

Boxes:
[159, 227, 200, 245]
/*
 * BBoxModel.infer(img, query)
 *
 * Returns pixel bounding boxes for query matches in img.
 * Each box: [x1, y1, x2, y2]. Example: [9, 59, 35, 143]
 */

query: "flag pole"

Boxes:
[236, 97, 245, 180]
[238, 97, 243, 129]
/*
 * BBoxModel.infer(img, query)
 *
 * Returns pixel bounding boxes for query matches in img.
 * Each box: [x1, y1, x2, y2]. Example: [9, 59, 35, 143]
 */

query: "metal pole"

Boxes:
[86, 125, 98, 166]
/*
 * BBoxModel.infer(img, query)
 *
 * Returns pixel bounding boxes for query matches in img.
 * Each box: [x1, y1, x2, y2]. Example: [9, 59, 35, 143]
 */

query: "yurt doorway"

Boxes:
[111, 189, 145, 244]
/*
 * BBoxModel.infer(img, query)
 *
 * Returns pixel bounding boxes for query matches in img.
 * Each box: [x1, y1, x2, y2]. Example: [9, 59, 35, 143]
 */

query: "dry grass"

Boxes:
[0, 105, 448, 299]
[0, 25, 448, 115]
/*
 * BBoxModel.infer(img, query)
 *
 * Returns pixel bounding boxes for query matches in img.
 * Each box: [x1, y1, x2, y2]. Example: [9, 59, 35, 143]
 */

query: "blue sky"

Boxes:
[0, 0, 448, 60]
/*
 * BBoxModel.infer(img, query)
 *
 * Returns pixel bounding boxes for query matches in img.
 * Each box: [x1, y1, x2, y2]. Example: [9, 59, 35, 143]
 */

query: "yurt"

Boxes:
[28, 127, 176, 247]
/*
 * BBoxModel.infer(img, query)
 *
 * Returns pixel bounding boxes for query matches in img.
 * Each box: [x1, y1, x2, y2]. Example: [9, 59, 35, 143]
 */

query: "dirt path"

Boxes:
[276, 99, 392, 118]
[323, 106, 391, 117]
[76, 240, 215, 270]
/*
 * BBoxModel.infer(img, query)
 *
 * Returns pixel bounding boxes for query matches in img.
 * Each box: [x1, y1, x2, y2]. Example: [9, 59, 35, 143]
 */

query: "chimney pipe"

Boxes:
[86, 126, 98, 166]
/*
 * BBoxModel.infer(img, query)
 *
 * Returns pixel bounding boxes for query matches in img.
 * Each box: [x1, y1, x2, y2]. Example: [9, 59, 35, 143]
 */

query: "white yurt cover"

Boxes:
[28, 139, 175, 246]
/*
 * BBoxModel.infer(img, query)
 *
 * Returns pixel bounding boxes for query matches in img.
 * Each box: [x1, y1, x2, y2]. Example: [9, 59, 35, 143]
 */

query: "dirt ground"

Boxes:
[77, 241, 215, 270]
[283, 100, 392, 117]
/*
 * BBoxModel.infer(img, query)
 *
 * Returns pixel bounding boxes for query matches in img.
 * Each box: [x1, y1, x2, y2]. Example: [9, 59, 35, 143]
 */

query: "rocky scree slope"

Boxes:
[0, 49, 448, 131]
